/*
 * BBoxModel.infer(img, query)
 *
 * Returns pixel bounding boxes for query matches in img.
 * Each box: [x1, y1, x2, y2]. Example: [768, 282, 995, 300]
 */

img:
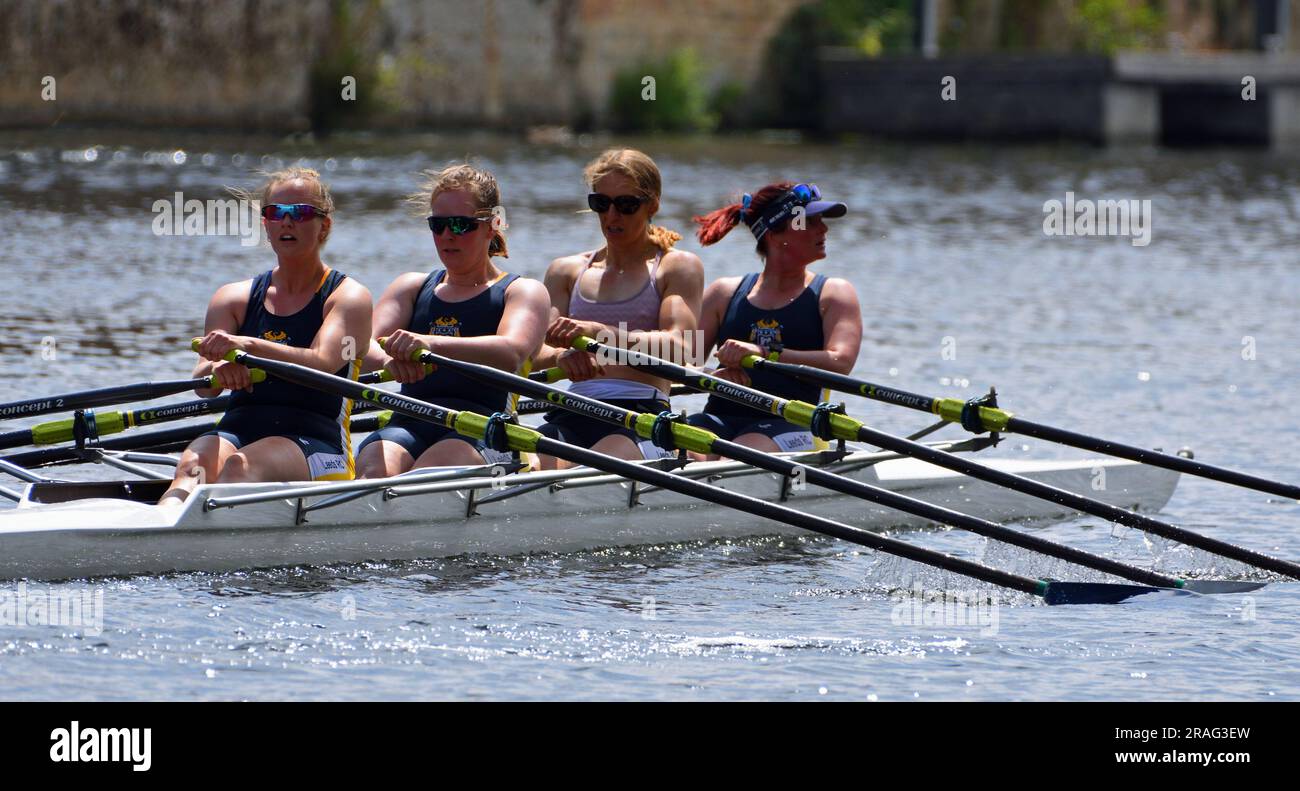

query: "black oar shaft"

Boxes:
[533, 436, 1045, 597]
[755, 357, 1300, 503]
[0, 395, 233, 451]
[445, 351, 1186, 589]
[851, 422, 1300, 580]
[1005, 417, 1300, 502]
[571, 339, 1300, 580]
[717, 440, 1180, 588]
[236, 349, 1059, 600]
[0, 378, 211, 421]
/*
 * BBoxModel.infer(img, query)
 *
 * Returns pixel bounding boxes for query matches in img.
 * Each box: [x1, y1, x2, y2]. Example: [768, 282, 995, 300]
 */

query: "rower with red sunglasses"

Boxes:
[533, 148, 704, 469]
[160, 168, 374, 506]
[687, 182, 863, 457]
[355, 163, 549, 476]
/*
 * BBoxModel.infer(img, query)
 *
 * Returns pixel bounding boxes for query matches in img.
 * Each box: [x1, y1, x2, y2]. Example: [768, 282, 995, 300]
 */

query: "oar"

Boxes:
[0, 370, 267, 421]
[399, 347, 1259, 595]
[538, 337, 1300, 581]
[0, 395, 236, 450]
[2, 423, 216, 469]
[745, 356, 1300, 503]
[197, 343, 1172, 606]
[1, 408, 392, 472]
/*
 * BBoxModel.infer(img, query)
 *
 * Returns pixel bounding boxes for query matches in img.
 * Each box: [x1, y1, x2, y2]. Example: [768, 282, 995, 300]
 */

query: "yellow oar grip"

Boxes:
[188, 339, 267, 384]
[200, 369, 267, 387]
[372, 365, 434, 383]
[571, 335, 596, 352]
[190, 338, 239, 362]
[376, 335, 435, 364]
[740, 354, 760, 369]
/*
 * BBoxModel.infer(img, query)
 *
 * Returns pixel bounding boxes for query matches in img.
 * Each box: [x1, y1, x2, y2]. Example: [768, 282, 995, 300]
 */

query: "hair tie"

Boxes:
[741, 193, 752, 218]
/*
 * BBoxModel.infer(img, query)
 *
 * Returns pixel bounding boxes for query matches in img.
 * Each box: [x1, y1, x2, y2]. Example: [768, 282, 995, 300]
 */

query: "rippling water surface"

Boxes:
[0, 130, 1297, 700]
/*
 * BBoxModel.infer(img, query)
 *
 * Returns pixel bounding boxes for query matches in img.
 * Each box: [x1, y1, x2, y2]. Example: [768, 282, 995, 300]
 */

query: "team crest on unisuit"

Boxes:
[429, 316, 462, 337]
[750, 318, 783, 348]
[262, 329, 289, 343]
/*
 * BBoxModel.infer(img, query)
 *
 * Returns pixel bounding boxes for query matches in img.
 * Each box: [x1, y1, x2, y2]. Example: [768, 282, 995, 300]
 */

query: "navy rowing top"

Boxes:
[400, 270, 521, 414]
[228, 268, 358, 436]
[705, 272, 826, 416]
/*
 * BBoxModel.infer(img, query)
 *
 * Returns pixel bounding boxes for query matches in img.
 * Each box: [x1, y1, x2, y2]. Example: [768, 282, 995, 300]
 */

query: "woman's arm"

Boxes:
[694, 276, 738, 370]
[641, 250, 704, 363]
[364, 272, 426, 381]
[193, 280, 251, 397]
[533, 254, 585, 368]
[773, 277, 862, 374]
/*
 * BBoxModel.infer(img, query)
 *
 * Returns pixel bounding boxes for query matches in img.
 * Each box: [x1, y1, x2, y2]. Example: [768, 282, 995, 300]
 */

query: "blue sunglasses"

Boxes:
[261, 203, 328, 222]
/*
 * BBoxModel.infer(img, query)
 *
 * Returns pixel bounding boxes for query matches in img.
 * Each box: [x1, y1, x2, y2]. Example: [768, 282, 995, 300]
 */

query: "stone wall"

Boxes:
[0, 0, 808, 131]
[0, 0, 330, 129]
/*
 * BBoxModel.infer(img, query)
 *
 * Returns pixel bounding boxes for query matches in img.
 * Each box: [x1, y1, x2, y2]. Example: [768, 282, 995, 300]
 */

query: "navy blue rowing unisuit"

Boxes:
[688, 272, 827, 452]
[359, 270, 520, 462]
[206, 267, 360, 480]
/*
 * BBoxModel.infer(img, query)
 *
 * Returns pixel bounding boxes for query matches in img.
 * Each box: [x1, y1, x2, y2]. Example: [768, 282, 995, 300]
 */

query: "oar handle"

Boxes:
[202, 369, 267, 386]
[361, 366, 435, 384]
[530, 368, 566, 384]
[186, 338, 285, 387]
[739, 353, 781, 369]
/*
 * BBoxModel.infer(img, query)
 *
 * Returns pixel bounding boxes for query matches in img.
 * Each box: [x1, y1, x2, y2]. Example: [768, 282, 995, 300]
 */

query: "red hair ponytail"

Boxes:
[693, 203, 744, 246]
[693, 181, 797, 252]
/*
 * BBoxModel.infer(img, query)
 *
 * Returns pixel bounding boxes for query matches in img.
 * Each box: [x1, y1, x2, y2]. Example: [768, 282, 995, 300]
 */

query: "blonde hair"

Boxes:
[583, 148, 682, 253]
[230, 166, 335, 245]
[408, 162, 508, 258]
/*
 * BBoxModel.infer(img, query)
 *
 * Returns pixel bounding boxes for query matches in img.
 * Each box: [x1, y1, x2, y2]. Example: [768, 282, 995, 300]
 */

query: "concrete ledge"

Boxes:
[1113, 51, 1300, 84]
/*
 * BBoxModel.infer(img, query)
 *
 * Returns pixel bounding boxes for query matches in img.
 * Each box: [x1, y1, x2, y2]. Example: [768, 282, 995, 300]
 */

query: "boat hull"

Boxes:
[0, 453, 1179, 581]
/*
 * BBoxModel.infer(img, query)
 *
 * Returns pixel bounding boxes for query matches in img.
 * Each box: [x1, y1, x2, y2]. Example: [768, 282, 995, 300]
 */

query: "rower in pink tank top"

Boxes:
[567, 249, 663, 332]
[534, 147, 704, 468]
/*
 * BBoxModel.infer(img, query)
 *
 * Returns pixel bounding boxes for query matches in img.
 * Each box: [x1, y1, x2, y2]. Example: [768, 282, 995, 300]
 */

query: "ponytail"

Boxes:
[647, 224, 682, 253]
[693, 203, 745, 246]
[695, 181, 796, 254]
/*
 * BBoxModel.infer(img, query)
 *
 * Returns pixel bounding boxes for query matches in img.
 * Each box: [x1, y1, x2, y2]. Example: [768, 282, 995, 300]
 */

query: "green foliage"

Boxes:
[308, 0, 383, 134]
[608, 49, 717, 133]
[759, 0, 915, 129]
[1070, 0, 1164, 53]
[708, 81, 750, 131]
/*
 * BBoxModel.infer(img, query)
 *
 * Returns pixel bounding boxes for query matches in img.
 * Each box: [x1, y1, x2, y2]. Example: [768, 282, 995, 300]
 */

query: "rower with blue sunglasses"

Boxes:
[160, 167, 374, 506]
[687, 182, 863, 457]
[356, 163, 549, 476]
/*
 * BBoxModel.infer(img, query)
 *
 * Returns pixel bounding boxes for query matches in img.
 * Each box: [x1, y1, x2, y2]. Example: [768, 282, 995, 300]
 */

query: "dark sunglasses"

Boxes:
[427, 215, 483, 235]
[587, 193, 645, 215]
[261, 203, 328, 222]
